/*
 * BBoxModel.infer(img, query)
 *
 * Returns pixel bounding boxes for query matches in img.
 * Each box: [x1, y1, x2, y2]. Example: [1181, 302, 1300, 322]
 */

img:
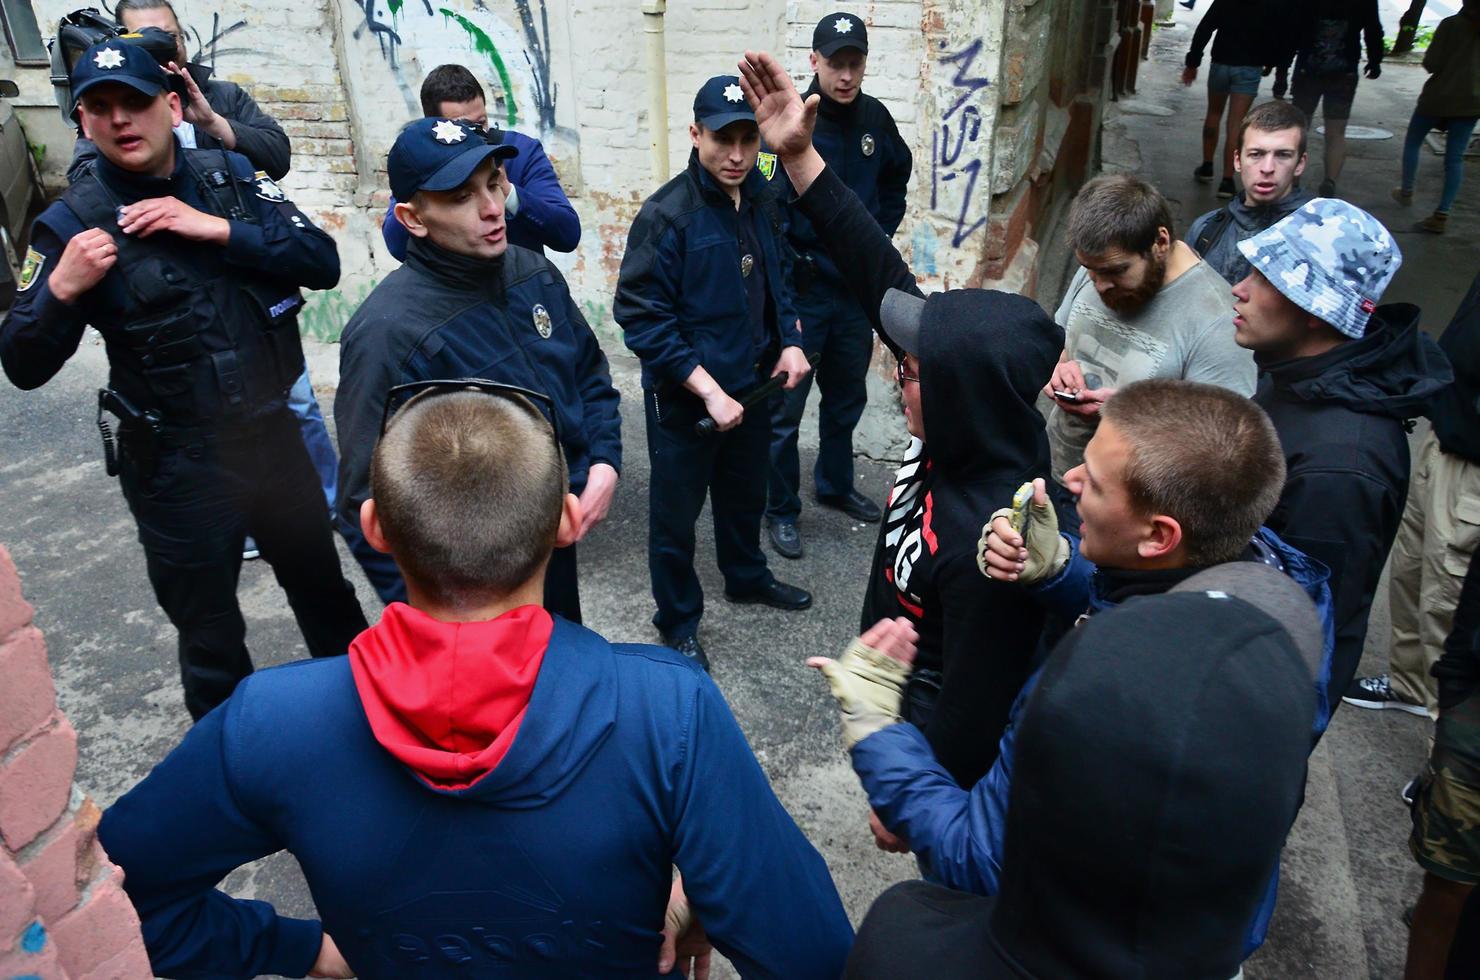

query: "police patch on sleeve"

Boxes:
[16, 247, 44, 293]
[756, 152, 778, 181]
[252, 171, 286, 202]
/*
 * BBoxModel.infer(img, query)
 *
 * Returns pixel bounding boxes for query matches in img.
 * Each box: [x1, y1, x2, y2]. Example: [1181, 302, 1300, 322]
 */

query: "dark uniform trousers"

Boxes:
[119, 408, 367, 719]
[645, 380, 775, 639]
[768, 284, 874, 521]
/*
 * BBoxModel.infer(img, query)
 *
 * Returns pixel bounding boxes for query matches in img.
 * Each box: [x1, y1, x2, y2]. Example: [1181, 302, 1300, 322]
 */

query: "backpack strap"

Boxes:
[1194, 206, 1235, 257]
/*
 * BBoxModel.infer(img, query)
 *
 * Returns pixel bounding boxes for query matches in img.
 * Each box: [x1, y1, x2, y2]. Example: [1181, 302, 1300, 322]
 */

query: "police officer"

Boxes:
[68, 0, 291, 183]
[0, 40, 367, 720]
[334, 117, 622, 621]
[766, 12, 912, 559]
[616, 75, 813, 669]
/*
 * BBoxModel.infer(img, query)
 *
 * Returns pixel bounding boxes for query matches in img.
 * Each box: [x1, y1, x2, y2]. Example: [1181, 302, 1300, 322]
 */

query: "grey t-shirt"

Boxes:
[1048, 260, 1256, 482]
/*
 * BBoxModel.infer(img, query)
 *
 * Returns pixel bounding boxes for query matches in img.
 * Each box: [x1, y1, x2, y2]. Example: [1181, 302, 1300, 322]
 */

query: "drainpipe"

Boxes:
[641, 0, 669, 187]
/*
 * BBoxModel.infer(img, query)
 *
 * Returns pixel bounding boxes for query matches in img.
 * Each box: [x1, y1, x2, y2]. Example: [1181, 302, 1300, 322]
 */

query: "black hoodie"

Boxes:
[1256, 304, 1452, 704]
[792, 165, 1062, 787]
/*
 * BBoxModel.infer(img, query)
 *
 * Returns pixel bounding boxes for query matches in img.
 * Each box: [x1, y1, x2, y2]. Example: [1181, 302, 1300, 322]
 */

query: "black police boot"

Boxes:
[665, 633, 710, 672]
[767, 519, 804, 560]
[816, 489, 882, 524]
[725, 579, 813, 611]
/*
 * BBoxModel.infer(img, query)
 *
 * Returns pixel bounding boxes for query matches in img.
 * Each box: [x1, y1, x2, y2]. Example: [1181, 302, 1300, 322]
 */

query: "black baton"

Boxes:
[695, 352, 820, 435]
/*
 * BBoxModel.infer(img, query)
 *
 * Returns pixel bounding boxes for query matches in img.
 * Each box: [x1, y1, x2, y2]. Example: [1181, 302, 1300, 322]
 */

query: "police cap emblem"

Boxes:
[861, 133, 876, 157]
[432, 119, 468, 144]
[94, 47, 125, 69]
[532, 303, 553, 339]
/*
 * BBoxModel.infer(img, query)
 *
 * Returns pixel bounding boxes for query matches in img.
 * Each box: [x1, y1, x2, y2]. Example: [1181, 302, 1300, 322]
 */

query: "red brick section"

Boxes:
[0, 546, 150, 978]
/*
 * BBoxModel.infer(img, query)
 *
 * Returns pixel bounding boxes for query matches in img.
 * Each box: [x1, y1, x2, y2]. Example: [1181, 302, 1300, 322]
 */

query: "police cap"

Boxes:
[389, 117, 519, 202]
[813, 13, 868, 57]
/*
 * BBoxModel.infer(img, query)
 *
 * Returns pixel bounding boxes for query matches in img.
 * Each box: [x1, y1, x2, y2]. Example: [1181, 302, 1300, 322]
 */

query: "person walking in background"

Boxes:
[1280, 0, 1386, 198]
[1393, 0, 1480, 235]
[1182, 0, 1284, 199]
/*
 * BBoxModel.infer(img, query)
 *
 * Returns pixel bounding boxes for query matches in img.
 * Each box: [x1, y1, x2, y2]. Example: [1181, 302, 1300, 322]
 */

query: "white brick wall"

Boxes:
[19, 0, 1108, 339]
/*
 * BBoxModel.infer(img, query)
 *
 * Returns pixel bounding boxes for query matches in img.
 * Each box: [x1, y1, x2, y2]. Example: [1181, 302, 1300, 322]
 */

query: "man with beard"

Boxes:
[1046, 175, 1255, 515]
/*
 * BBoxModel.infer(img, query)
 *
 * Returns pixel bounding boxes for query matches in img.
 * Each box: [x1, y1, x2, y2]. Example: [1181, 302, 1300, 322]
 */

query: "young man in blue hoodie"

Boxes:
[97, 384, 854, 978]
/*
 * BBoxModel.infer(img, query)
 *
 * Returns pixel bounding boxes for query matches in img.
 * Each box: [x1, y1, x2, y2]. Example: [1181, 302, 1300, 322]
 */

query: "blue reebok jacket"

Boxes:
[98, 619, 853, 978]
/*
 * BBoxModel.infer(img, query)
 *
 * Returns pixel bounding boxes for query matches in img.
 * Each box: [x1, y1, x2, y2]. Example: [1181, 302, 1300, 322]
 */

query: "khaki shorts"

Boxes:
[1411, 689, 1480, 884]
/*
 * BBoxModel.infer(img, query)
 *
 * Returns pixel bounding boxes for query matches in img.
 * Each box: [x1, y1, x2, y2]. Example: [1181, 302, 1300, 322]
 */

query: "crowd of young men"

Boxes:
[0, 4, 1474, 977]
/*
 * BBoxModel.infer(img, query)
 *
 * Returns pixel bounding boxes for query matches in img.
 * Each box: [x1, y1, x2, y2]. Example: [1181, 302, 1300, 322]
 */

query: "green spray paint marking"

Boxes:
[388, 0, 402, 14]
[437, 8, 518, 128]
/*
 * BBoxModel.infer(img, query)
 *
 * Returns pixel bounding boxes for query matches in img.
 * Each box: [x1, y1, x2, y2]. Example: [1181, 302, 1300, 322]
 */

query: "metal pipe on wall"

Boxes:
[641, 0, 669, 188]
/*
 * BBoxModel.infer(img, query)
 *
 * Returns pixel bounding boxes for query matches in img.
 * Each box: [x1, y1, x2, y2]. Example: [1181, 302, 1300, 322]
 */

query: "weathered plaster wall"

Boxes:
[13, 0, 1131, 454]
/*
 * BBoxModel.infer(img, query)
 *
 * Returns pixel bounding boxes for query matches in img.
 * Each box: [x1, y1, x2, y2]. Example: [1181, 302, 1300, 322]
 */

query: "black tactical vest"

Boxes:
[61, 149, 306, 429]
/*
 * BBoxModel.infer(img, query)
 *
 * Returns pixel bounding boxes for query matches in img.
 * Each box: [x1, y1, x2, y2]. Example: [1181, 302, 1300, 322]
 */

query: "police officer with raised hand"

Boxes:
[334, 117, 621, 621]
[767, 12, 910, 560]
[0, 39, 367, 720]
[616, 75, 813, 670]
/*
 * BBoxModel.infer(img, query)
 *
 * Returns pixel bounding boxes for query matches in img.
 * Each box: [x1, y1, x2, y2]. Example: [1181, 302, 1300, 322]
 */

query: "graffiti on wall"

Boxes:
[347, 0, 563, 136]
[930, 38, 992, 249]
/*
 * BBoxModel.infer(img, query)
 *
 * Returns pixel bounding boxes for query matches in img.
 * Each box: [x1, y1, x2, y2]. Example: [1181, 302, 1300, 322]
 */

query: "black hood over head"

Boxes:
[1258, 303, 1452, 419]
[916, 289, 1062, 483]
[987, 592, 1313, 978]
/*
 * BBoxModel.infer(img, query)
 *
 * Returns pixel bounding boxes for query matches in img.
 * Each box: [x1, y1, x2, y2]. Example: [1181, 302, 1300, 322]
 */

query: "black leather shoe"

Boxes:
[816, 489, 882, 524]
[725, 579, 813, 611]
[767, 519, 803, 559]
[665, 633, 710, 672]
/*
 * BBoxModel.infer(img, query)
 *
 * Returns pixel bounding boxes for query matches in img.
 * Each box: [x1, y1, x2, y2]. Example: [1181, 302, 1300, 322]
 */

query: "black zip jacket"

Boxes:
[1278, 0, 1386, 75]
[69, 62, 292, 182]
[1257, 305, 1451, 704]
[792, 164, 1061, 788]
[335, 236, 622, 531]
[615, 151, 801, 397]
[1185, 0, 1289, 68]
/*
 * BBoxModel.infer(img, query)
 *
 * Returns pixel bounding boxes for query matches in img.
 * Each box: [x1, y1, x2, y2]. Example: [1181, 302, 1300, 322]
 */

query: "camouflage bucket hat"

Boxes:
[1237, 198, 1402, 339]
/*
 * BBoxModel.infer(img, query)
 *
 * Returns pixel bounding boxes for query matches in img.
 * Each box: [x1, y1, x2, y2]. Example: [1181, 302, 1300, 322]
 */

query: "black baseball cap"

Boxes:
[388, 117, 519, 201]
[813, 13, 868, 56]
[69, 39, 169, 112]
[692, 75, 755, 131]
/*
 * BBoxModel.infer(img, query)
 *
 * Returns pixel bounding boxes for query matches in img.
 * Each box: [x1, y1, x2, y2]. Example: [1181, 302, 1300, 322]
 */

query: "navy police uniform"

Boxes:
[769, 14, 912, 529]
[0, 41, 367, 720]
[615, 77, 804, 643]
[335, 118, 622, 621]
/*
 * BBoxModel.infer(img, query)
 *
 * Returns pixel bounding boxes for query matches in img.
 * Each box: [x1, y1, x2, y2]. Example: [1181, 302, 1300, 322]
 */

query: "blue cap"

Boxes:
[693, 75, 755, 131]
[813, 13, 868, 56]
[388, 118, 520, 202]
[69, 40, 170, 112]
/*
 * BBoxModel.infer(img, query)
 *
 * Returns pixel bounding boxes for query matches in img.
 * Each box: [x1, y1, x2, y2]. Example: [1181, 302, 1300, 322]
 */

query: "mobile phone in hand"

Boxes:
[1051, 389, 1081, 403]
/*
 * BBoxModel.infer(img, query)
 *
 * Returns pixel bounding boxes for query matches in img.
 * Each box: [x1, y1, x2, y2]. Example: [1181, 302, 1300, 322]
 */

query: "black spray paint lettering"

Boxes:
[930, 39, 992, 249]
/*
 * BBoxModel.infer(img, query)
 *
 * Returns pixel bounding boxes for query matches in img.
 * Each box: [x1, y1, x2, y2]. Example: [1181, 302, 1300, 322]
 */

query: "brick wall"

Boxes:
[0, 546, 150, 980]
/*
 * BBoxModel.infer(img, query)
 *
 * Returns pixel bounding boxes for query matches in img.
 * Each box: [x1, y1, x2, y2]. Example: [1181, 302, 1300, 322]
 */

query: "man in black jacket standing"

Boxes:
[1230, 197, 1451, 706]
[1349, 273, 1480, 718]
[766, 13, 911, 560]
[68, 0, 291, 182]
[615, 76, 812, 668]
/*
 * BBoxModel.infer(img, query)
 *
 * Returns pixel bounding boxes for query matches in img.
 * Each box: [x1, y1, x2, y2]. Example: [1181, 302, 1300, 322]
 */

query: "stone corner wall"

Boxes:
[0, 546, 151, 980]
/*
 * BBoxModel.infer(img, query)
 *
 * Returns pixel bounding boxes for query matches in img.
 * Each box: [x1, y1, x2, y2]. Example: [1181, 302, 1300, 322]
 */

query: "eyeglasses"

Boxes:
[895, 360, 920, 386]
[379, 379, 563, 448]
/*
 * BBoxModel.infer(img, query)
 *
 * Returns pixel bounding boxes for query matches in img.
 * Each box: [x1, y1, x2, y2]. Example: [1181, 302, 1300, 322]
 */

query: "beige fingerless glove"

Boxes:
[981, 482, 1070, 585]
[815, 639, 912, 749]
